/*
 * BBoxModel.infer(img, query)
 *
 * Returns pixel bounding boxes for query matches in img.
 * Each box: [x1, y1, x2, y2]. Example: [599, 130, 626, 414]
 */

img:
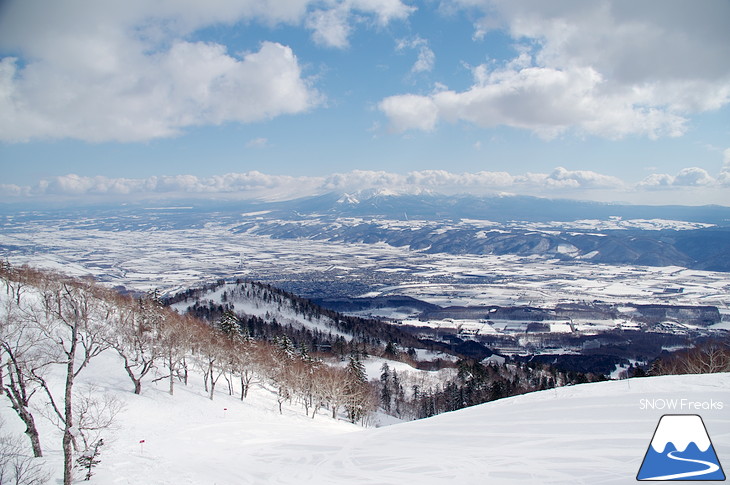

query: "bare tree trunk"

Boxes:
[122, 358, 143, 395]
[168, 354, 175, 396]
[208, 362, 216, 400]
[224, 372, 233, 396]
[240, 375, 248, 400]
[2, 357, 44, 457]
[63, 330, 77, 485]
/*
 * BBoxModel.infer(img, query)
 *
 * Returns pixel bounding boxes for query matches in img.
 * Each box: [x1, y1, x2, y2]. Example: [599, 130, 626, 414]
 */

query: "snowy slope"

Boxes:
[241, 373, 730, 484]
[170, 281, 355, 341]
[4, 349, 727, 484]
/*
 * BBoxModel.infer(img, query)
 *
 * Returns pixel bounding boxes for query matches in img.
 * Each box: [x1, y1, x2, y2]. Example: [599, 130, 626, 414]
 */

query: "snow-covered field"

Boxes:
[2, 221, 729, 311]
[3, 347, 728, 484]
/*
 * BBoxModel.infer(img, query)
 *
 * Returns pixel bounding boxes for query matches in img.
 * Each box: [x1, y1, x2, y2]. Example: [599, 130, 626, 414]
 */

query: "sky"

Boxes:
[1, 0, 729, 206]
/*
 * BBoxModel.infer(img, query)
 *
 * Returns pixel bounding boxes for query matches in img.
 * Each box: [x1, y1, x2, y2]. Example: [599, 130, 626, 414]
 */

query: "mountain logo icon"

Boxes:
[637, 414, 726, 481]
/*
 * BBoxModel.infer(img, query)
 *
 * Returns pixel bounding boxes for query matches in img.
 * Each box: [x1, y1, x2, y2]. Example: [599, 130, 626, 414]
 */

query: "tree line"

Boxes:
[0, 265, 374, 485]
[375, 359, 605, 421]
[168, 279, 425, 355]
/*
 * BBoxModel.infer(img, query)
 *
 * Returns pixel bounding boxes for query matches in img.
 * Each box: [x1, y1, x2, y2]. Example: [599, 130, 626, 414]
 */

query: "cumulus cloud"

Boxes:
[719, 149, 730, 186]
[673, 168, 715, 187]
[379, 94, 439, 132]
[0, 41, 317, 142]
[0, 0, 413, 142]
[381, 0, 730, 138]
[381, 61, 689, 139]
[639, 167, 717, 189]
[2, 165, 728, 205]
[3, 166, 631, 202]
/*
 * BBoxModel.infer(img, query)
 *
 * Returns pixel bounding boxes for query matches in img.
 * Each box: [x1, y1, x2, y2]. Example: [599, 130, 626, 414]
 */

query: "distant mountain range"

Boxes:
[265, 191, 730, 225]
[227, 192, 730, 272]
[5, 190, 730, 224]
[3, 191, 730, 272]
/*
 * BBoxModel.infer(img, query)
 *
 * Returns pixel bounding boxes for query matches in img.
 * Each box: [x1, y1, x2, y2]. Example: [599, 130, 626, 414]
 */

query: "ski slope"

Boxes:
[2, 347, 727, 484]
[244, 373, 729, 484]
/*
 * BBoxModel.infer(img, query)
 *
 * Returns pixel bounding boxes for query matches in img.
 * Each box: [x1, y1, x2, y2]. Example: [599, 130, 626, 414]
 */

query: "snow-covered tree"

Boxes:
[218, 310, 241, 339]
[380, 363, 392, 413]
[77, 438, 104, 481]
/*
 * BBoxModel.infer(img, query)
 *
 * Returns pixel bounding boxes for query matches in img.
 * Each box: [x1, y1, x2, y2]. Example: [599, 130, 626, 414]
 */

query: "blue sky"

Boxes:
[1, 0, 729, 206]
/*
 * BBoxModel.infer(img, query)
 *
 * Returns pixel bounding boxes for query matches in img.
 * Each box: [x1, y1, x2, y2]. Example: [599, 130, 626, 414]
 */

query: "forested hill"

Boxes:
[166, 279, 433, 359]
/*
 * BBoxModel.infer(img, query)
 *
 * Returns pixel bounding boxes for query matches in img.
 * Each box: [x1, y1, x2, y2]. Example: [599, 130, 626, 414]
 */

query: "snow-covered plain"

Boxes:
[3, 348, 728, 484]
[2, 220, 729, 311]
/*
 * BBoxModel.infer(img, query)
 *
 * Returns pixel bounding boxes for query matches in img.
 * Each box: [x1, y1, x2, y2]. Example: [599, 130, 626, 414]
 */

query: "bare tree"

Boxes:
[652, 340, 730, 376]
[195, 326, 227, 400]
[684, 342, 730, 374]
[236, 341, 261, 400]
[31, 277, 111, 485]
[316, 366, 350, 420]
[0, 420, 49, 485]
[105, 294, 162, 394]
[0, 275, 47, 457]
[157, 313, 196, 395]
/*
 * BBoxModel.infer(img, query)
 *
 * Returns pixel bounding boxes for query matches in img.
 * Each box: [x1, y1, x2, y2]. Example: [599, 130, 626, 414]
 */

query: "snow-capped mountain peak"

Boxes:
[337, 193, 360, 205]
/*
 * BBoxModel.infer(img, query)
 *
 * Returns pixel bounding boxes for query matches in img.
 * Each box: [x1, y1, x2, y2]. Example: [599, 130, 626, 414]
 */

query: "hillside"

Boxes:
[167, 279, 445, 360]
[1, 266, 728, 483]
[3, 350, 727, 484]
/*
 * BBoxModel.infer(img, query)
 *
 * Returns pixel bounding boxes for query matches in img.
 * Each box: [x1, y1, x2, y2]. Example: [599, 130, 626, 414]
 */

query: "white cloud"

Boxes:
[2, 165, 728, 205]
[673, 168, 714, 187]
[0, 41, 317, 143]
[540, 167, 625, 189]
[638, 173, 675, 188]
[379, 94, 439, 132]
[351, 0, 415, 24]
[306, 6, 352, 48]
[382, 0, 730, 138]
[639, 167, 716, 189]
[305, 0, 413, 48]
[0, 0, 413, 142]
[380, 62, 689, 139]
[396, 37, 435, 73]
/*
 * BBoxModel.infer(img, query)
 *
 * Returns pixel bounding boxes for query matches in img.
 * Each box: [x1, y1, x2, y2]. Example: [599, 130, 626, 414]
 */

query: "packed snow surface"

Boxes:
[3, 350, 727, 484]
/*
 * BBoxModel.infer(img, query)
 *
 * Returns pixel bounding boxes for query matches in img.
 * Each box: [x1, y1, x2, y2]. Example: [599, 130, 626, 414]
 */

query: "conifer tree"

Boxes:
[379, 363, 391, 412]
[344, 355, 369, 423]
[77, 438, 104, 481]
[218, 310, 240, 339]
